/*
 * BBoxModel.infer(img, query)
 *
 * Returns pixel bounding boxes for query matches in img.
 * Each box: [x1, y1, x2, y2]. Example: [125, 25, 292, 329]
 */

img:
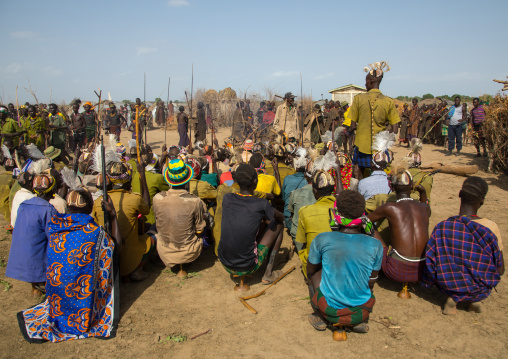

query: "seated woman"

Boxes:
[307, 190, 383, 335]
[17, 186, 122, 342]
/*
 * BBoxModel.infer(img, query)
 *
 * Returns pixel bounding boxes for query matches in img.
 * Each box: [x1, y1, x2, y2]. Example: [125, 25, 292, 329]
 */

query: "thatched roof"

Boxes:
[219, 87, 237, 100]
[204, 89, 219, 103]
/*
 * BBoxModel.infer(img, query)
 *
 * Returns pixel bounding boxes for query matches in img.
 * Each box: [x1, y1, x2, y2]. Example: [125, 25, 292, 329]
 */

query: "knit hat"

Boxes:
[164, 159, 193, 186]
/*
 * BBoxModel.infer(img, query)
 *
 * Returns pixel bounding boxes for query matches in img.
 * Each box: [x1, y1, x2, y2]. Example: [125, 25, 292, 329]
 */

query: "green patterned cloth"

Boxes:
[221, 244, 268, 276]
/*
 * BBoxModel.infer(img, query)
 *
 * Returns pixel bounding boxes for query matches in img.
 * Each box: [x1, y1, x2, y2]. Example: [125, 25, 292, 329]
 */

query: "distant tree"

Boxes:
[122, 99, 131, 104]
[154, 97, 161, 103]
[422, 93, 434, 99]
[174, 100, 179, 104]
[452, 94, 462, 100]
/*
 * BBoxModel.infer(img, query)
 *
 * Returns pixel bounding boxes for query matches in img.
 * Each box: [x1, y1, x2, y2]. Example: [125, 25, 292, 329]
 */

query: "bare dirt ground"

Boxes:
[1, 126, 507, 358]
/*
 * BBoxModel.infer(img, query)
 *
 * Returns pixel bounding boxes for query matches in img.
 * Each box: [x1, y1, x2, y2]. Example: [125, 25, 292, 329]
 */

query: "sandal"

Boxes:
[308, 313, 327, 331]
[261, 270, 283, 285]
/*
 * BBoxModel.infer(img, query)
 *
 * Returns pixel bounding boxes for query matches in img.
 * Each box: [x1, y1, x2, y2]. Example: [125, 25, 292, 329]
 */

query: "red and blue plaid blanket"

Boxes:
[422, 216, 502, 303]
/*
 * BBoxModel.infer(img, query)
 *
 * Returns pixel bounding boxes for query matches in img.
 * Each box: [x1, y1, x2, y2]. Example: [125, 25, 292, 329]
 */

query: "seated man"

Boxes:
[187, 157, 217, 201]
[307, 190, 382, 333]
[6, 172, 58, 297]
[249, 152, 281, 196]
[295, 170, 336, 278]
[357, 142, 392, 200]
[423, 177, 504, 315]
[10, 171, 35, 228]
[265, 144, 296, 186]
[367, 168, 430, 291]
[212, 164, 273, 256]
[131, 145, 169, 224]
[92, 161, 152, 281]
[287, 161, 315, 241]
[218, 163, 284, 284]
[153, 159, 207, 269]
[406, 138, 433, 200]
[282, 148, 308, 229]
[18, 187, 121, 342]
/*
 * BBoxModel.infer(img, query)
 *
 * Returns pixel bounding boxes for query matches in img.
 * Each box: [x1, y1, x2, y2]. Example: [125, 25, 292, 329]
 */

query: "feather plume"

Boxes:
[313, 151, 337, 172]
[372, 131, 396, 152]
[374, 61, 381, 69]
[307, 147, 319, 162]
[194, 141, 204, 150]
[61, 167, 79, 190]
[1, 145, 12, 159]
[363, 67, 369, 73]
[26, 144, 44, 159]
[90, 144, 121, 174]
[369, 63, 375, 70]
[380, 61, 386, 69]
[295, 147, 307, 158]
[410, 138, 423, 154]
[334, 127, 345, 141]
[30, 158, 50, 175]
[293, 147, 308, 169]
[128, 139, 137, 149]
[385, 63, 391, 72]
[109, 133, 118, 147]
[321, 131, 332, 145]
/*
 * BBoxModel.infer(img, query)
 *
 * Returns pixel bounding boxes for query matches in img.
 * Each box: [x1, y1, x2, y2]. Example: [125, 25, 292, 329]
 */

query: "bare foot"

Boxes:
[261, 270, 283, 285]
[129, 267, 150, 282]
[442, 297, 457, 315]
[308, 313, 327, 331]
[467, 302, 483, 313]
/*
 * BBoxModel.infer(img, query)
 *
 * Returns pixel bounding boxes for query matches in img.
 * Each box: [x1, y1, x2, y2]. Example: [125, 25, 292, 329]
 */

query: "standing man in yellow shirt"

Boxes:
[348, 62, 400, 172]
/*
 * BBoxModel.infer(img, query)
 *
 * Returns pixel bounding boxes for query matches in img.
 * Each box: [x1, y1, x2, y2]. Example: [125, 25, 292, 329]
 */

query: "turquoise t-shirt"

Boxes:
[308, 231, 383, 309]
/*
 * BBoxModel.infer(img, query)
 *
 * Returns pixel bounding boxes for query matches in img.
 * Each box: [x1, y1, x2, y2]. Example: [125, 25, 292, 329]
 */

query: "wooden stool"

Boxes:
[176, 264, 187, 278]
[397, 282, 411, 299]
[332, 324, 347, 341]
[233, 274, 250, 292]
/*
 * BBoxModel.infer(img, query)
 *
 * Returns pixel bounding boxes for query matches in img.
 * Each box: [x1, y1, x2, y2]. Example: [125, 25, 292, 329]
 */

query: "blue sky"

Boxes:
[1, 0, 507, 105]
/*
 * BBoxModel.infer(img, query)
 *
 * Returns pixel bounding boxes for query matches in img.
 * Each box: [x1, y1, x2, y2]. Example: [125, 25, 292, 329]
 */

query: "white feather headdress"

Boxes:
[29, 158, 51, 175]
[90, 143, 121, 174]
[1, 145, 12, 159]
[60, 167, 80, 190]
[372, 131, 396, 152]
[313, 151, 337, 172]
[363, 61, 391, 77]
[293, 147, 308, 169]
[25, 144, 44, 160]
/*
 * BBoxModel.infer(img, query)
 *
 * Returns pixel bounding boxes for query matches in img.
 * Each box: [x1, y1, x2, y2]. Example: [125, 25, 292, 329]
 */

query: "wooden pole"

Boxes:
[144, 73, 147, 146]
[94, 90, 102, 144]
[189, 64, 194, 146]
[165, 77, 170, 146]
[15, 86, 21, 126]
[135, 106, 141, 164]
[300, 73, 303, 145]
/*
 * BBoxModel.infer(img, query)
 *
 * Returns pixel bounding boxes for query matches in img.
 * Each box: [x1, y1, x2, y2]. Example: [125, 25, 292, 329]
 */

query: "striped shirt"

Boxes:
[471, 105, 486, 125]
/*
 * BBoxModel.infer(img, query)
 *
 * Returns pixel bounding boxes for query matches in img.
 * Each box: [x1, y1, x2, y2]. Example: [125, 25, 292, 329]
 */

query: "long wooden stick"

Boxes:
[238, 265, 296, 314]
[15, 86, 21, 126]
[189, 64, 194, 145]
[135, 106, 141, 164]
[144, 73, 147, 146]
[94, 90, 102, 144]
[300, 73, 304, 145]
[165, 77, 170, 146]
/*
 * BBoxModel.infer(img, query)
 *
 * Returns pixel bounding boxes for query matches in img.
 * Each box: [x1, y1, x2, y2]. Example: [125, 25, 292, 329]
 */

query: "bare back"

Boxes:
[369, 200, 430, 257]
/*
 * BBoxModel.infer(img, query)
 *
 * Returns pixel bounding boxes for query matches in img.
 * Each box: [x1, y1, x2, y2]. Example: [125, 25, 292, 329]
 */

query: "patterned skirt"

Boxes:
[312, 287, 375, 325]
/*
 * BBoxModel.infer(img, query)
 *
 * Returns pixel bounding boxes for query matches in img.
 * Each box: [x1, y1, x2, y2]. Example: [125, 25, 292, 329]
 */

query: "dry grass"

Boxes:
[484, 94, 508, 172]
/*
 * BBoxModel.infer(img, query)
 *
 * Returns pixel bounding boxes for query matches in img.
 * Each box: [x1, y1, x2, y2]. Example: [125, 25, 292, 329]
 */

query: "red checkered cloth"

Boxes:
[312, 287, 375, 325]
[381, 247, 424, 283]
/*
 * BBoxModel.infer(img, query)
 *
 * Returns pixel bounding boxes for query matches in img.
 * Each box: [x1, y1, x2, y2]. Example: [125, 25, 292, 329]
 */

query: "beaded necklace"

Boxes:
[236, 193, 252, 197]
[396, 197, 414, 203]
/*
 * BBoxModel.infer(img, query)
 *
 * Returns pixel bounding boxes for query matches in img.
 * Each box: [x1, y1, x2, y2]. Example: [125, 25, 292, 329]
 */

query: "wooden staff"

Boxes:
[165, 77, 170, 146]
[188, 64, 194, 145]
[300, 73, 304, 145]
[94, 90, 102, 144]
[238, 265, 295, 314]
[144, 73, 147, 146]
[15, 86, 21, 126]
[135, 106, 141, 164]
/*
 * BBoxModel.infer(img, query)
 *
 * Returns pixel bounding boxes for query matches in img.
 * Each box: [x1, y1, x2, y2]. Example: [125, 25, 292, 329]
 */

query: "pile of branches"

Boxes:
[484, 95, 508, 172]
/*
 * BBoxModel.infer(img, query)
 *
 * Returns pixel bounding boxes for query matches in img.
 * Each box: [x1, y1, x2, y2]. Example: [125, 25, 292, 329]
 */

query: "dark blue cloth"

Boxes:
[178, 123, 190, 147]
[6, 197, 57, 283]
[281, 172, 307, 228]
[448, 124, 463, 151]
[422, 216, 502, 303]
[352, 146, 372, 169]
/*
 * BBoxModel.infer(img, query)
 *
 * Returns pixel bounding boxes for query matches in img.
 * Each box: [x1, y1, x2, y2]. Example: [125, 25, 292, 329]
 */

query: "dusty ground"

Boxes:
[1, 126, 508, 359]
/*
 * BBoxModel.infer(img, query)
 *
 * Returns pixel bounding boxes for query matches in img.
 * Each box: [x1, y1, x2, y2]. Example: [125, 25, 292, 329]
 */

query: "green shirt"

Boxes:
[131, 171, 169, 224]
[1, 118, 22, 148]
[295, 195, 335, 277]
[349, 89, 400, 154]
[287, 184, 316, 238]
[49, 113, 67, 146]
[24, 116, 47, 148]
